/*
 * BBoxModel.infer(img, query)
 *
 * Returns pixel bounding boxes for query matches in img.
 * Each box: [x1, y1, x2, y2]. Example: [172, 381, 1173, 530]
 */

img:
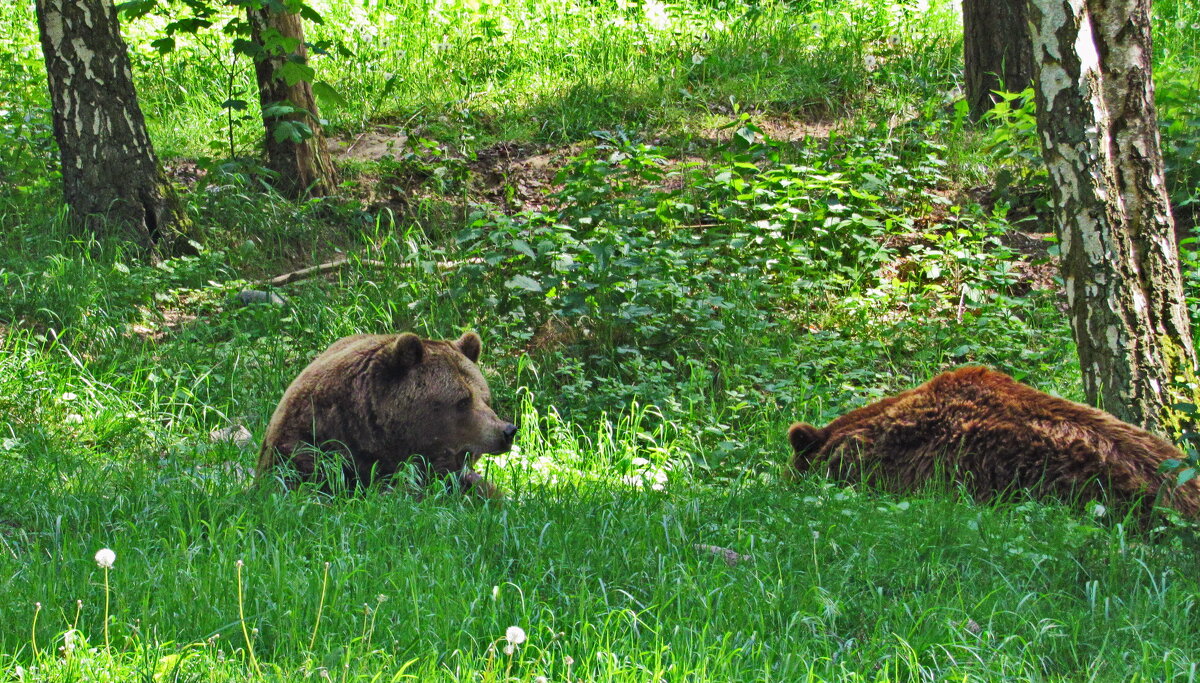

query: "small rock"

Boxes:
[693, 544, 752, 566]
[237, 289, 287, 306]
[210, 425, 254, 448]
[954, 618, 983, 635]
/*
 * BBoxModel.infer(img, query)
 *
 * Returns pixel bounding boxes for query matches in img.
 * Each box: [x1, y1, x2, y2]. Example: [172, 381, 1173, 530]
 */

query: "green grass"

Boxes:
[3, 405, 1200, 681]
[2, 0, 1200, 679]
[109, 0, 963, 155]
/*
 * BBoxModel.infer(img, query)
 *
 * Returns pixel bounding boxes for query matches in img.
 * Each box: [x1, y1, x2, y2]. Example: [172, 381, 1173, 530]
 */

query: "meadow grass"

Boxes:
[1, 0, 1200, 680]
[3, 390, 1200, 681]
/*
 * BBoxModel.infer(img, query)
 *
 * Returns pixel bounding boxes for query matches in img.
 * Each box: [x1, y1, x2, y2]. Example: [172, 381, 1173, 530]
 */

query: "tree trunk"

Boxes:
[35, 0, 193, 258]
[1028, 0, 1197, 434]
[962, 0, 1035, 121]
[248, 5, 337, 198]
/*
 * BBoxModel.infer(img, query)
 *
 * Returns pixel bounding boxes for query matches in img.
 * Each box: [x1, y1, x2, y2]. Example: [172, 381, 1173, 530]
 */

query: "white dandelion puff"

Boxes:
[94, 548, 115, 569]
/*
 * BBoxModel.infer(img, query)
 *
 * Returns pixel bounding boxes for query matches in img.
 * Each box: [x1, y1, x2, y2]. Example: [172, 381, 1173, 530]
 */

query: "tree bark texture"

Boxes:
[962, 0, 1036, 121]
[35, 0, 192, 257]
[248, 6, 337, 198]
[1028, 0, 1196, 434]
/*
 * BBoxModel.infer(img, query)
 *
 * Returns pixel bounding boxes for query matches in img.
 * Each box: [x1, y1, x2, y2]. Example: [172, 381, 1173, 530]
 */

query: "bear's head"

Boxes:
[787, 422, 826, 475]
[373, 331, 517, 474]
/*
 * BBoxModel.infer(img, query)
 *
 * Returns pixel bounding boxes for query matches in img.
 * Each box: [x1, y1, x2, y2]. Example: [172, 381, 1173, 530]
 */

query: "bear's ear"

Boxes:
[788, 422, 826, 472]
[382, 333, 425, 375]
[455, 331, 482, 363]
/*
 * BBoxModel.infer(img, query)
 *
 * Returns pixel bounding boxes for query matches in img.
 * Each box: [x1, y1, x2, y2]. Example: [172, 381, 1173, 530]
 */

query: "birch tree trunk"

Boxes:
[248, 5, 337, 198]
[962, 0, 1035, 121]
[35, 0, 193, 258]
[1028, 0, 1196, 434]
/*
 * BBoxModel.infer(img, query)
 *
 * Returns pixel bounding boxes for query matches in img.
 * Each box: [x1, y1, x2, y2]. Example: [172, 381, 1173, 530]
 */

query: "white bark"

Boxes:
[1028, 0, 1195, 433]
[35, 0, 192, 256]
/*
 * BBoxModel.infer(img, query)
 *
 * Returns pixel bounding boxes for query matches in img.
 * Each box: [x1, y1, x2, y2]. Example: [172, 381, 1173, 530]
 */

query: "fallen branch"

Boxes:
[257, 256, 384, 287]
[256, 255, 484, 287]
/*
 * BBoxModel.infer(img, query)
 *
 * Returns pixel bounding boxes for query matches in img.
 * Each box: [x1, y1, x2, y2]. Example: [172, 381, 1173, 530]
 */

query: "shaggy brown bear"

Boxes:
[258, 331, 517, 497]
[787, 366, 1200, 516]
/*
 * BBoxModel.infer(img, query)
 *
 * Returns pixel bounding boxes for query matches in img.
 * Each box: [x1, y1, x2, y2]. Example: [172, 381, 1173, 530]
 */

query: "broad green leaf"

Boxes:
[150, 37, 176, 54]
[511, 239, 536, 259]
[312, 81, 347, 108]
[278, 61, 315, 87]
[505, 275, 542, 292]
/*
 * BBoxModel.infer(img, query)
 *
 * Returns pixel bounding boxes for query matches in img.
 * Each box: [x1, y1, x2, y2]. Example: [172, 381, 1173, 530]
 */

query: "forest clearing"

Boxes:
[2, 0, 1200, 680]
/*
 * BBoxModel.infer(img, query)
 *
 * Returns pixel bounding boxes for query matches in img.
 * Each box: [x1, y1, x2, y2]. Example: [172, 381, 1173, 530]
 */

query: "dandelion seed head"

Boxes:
[643, 0, 670, 30]
[503, 644, 515, 656]
[94, 548, 116, 569]
[505, 625, 526, 645]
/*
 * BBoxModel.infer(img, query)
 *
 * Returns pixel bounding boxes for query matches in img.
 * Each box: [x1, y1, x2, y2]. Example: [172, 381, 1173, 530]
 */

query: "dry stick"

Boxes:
[258, 256, 383, 287]
[257, 255, 484, 288]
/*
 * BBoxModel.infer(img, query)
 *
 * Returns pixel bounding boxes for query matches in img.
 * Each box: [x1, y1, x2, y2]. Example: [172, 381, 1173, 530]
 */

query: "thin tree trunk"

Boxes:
[248, 5, 337, 198]
[1028, 0, 1196, 434]
[962, 0, 1035, 121]
[35, 0, 193, 258]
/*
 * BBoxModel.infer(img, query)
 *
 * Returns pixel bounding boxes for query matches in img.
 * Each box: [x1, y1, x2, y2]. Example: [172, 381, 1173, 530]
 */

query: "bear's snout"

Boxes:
[503, 423, 518, 441]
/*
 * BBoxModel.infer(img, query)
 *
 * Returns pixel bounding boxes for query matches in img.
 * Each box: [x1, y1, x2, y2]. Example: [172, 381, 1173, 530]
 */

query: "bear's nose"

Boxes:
[503, 423, 518, 440]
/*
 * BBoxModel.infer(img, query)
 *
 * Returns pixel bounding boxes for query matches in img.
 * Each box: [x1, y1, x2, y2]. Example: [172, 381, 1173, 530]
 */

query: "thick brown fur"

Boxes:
[258, 332, 516, 497]
[788, 366, 1200, 517]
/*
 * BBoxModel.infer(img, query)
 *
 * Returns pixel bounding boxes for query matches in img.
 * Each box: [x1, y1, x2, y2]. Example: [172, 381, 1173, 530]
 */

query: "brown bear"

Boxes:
[258, 331, 517, 497]
[787, 366, 1200, 517]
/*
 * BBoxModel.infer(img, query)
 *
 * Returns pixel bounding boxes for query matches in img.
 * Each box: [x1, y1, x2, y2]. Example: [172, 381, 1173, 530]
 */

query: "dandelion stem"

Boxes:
[102, 567, 111, 649]
[236, 560, 262, 676]
[31, 602, 41, 658]
[308, 562, 330, 652]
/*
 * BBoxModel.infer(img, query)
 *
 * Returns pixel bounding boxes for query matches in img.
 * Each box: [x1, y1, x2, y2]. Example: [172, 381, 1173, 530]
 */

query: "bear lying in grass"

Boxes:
[787, 366, 1200, 517]
[258, 332, 516, 497]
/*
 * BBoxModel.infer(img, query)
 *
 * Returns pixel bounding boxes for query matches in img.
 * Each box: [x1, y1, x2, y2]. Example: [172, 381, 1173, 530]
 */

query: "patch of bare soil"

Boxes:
[878, 221, 1061, 316]
[330, 127, 410, 162]
[129, 305, 200, 343]
[470, 141, 583, 213]
[996, 229, 1061, 297]
[331, 114, 846, 215]
[700, 116, 842, 145]
[164, 159, 207, 187]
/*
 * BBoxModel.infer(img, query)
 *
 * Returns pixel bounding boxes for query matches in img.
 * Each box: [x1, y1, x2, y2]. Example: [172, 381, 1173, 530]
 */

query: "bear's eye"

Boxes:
[456, 397, 472, 411]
